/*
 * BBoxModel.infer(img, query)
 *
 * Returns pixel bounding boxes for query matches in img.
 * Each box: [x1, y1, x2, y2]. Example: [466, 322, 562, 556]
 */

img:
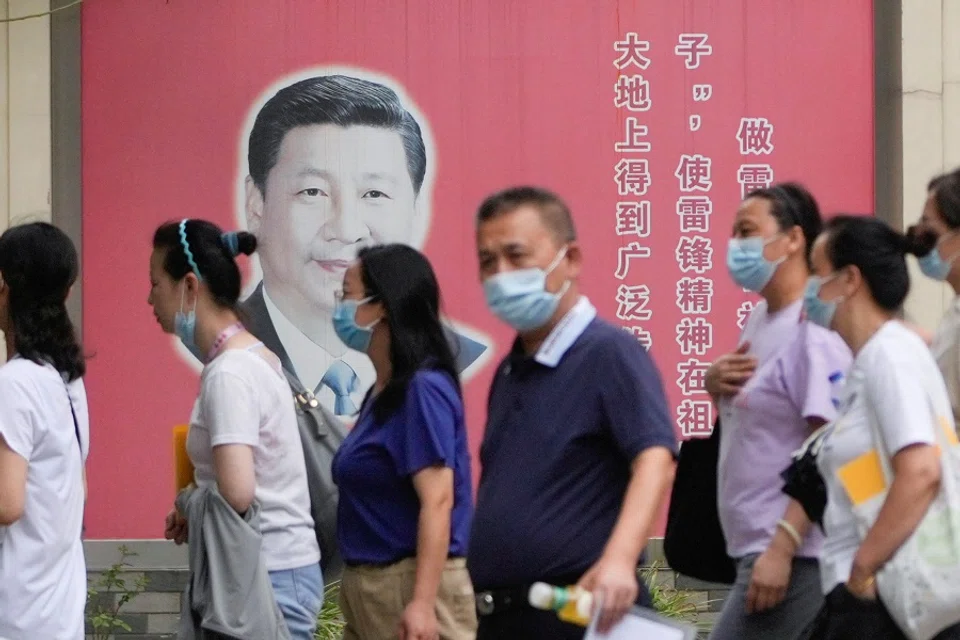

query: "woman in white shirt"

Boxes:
[148, 218, 322, 639]
[0, 222, 89, 640]
[803, 215, 960, 639]
[909, 167, 960, 424]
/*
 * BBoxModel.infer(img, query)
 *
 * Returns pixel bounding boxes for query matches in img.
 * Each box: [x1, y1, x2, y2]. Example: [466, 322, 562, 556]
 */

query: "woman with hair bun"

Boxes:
[148, 219, 323, 639]
[911, 167, 960, 425]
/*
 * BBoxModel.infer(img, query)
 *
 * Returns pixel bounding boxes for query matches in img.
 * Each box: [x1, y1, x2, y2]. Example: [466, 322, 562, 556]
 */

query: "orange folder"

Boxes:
[173, 424, 194, 493]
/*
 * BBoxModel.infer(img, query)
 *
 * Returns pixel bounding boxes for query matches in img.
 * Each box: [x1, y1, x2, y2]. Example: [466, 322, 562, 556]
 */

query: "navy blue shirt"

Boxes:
[332, 369, 474, 565]
[467, 315, 677, 589]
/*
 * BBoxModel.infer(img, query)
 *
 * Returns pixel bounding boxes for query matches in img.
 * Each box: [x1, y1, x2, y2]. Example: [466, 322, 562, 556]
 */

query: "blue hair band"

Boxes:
[178, 219, 202, 279]
[221, 231, 240, 257]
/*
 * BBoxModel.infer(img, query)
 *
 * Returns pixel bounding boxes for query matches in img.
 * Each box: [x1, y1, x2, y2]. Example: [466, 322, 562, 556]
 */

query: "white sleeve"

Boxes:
[865, 355, 937, 456]
[199, 370, 260, 447]
[0, 377, 35, 461]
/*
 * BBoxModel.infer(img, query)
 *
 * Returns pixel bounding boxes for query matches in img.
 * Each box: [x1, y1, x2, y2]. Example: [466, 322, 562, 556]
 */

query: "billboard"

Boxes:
[81, 0, 874, 539]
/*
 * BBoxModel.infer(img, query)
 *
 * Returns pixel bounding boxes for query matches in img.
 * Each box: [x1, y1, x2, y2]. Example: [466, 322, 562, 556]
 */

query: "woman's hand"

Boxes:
[163, 508, 188, 545]
[705, 342, 757, 397]
[398, 598, 439, 640]
[745, 541, 793, 613]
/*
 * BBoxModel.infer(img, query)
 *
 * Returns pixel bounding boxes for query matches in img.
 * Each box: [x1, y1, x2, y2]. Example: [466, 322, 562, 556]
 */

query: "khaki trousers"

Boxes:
[340, 557, 477, 640]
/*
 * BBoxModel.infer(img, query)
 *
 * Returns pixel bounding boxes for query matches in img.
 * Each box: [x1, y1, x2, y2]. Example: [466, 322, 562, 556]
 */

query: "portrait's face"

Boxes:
[247, 124, 419, 315]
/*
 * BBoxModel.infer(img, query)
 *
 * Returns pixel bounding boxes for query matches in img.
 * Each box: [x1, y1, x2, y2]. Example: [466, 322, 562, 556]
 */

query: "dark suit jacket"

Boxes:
[239, 282, 488, 393]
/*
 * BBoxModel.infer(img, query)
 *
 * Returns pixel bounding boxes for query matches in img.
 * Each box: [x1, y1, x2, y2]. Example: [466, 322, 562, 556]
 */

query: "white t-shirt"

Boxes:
[186, 347, 320, 571]
[817, 321, 953, 593]
[0, 358, 89, 640]
[932, 296, 960, 426]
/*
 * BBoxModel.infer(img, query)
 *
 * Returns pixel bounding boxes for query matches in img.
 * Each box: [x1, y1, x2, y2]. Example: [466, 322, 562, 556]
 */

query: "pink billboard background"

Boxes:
[81, 0, 874, 539]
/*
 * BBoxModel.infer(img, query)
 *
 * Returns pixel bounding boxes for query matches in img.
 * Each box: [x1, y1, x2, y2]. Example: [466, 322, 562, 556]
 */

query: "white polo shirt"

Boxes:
[817, 321, 951, 593]
[0, 357, 89, 640]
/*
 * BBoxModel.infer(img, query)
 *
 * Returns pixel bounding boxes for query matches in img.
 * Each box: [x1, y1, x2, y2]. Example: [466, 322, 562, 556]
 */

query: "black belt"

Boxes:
[475, 573, 582, 617]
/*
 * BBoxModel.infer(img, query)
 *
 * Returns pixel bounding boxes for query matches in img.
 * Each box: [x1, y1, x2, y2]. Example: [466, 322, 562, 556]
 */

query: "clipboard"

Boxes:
[585, 595, 699, 640]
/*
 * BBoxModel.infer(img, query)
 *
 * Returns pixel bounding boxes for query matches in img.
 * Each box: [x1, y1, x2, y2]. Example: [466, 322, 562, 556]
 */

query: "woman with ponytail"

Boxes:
[0, 222, 89, 639]
[149, 219, 322, 639]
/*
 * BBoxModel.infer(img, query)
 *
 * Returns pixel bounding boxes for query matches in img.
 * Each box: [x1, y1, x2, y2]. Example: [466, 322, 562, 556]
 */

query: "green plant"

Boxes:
[86, 545, 149, 640]
[315, 580, 346, 640]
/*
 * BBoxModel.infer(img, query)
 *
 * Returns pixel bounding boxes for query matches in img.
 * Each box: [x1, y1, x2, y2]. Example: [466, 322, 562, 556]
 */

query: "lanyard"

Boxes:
[206, 322, 245, 362]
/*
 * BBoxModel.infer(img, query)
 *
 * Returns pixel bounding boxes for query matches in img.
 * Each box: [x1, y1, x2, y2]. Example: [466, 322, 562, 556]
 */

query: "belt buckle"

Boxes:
[475, 592, 495, 616]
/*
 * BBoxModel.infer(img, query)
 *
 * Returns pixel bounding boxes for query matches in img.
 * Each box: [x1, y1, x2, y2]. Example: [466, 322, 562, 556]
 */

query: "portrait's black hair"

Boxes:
[248, 75, 427, 196]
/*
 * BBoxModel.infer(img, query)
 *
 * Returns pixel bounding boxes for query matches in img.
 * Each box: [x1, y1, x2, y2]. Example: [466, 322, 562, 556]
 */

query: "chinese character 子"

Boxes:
[677, 399, 714, 437]
[615, 242, 652, 280]
[616, 284, 652, 321]
[676, 317, 713, 356]
[675, 33, 712, 70]
[692, 84, 713, 102]
[616, 201, 651, 237]
[615, 159, 652, 196]
[676, 277, 714, 315]
[614, 75, 652, 112]
[736, 301, 756, 329]
[675, 154, 712, 192]
[737, 117, 774, 155]
[622, 326, 653, 350]
[676, 359, 710, 395]
[615, 118, 652, 153]
[613, 32, 652, 70]
[675, 235, 713, 274]
[676, 196, 712, 233]
[738, 164, 775, 198]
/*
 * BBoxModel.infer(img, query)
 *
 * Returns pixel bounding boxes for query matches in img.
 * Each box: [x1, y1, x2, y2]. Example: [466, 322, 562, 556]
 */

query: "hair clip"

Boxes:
[178, 219, 202, 279]
[221, 231, 240, 257]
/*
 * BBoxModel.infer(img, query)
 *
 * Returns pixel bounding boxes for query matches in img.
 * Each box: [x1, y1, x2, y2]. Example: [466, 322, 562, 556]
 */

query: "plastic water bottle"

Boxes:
[528, 582, 594, 626]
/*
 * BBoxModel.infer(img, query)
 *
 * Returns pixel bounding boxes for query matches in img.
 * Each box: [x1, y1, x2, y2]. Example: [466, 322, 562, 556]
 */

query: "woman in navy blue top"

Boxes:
[331, 244, 476, 640]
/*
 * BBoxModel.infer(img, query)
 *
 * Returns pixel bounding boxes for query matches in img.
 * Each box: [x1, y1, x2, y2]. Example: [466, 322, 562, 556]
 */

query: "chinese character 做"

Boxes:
[737, 117, 775, 155]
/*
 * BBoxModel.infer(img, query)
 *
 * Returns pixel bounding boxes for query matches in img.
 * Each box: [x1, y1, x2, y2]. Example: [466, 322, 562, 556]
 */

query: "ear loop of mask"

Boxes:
[547, 247, 572, 298]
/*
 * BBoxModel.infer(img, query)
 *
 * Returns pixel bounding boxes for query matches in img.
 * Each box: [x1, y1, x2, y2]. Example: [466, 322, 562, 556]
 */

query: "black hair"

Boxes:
[152, 219, 257, 308]
[744, 181, 822, 266]
[356, 244, 461, 424]
[0, 222, 85, 381]
[927, 167, 960, 228]
[823, 215, 929, 312]
[476, 186, 577, 244]
[248, 75, 427, 196]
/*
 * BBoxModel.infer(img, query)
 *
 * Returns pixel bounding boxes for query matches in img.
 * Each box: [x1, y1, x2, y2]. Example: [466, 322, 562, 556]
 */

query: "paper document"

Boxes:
[585, 594, 698, 640]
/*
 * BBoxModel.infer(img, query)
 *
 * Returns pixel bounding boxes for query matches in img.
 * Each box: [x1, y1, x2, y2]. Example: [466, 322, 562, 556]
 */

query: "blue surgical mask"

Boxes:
[803, 275, 842, 329]
[483, 247, 570, 332]
[918, 237, 957, 281]
[726, 236, 784, 293]
[174, 284, 204, 362]
[332, 296, 380, 352]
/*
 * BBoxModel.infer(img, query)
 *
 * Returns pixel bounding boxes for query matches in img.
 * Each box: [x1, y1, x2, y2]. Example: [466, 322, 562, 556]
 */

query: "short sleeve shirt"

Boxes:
[0, 358, 88, 640]
[468, 299, 678, 589]
[932, 296, 960, 426]
[817, 321, 952, 593]
[187, 348, 319, 572]
[331, 369, 474, 565]
[718, 299, 852, 558]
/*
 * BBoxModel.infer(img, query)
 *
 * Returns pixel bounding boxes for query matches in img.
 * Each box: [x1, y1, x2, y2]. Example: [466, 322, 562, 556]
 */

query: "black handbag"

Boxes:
[663, 417, 736, 584]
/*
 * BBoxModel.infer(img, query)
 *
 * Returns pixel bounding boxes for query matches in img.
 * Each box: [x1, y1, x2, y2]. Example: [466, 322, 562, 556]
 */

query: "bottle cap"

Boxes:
[575, 591, 594, 620]
[528, 582, 555, 610]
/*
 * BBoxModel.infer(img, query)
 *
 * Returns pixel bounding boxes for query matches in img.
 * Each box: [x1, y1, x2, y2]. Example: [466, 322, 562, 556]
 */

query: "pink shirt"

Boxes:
[717, 299, 852, 558]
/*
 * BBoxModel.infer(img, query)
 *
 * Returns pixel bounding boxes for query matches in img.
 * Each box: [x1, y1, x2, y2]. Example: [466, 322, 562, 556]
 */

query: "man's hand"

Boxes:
[745, 541, 792, 614]
[398, 598, 439, 640]
[577, 553, 638, 633]
[705, 342, 756, 397]
[163, 508, 188, 545]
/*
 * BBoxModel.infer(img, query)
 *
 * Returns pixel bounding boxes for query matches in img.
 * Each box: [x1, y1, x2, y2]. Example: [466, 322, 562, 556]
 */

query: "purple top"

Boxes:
[717, 299, 852, 559]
